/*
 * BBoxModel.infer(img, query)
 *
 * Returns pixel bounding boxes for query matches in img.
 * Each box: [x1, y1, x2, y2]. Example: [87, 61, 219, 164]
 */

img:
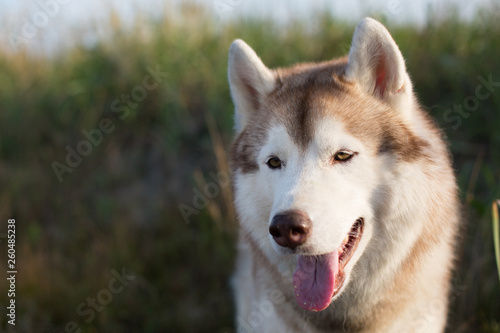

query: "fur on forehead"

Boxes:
[230, 59, 429, 173]
[269, 60, 426, 155]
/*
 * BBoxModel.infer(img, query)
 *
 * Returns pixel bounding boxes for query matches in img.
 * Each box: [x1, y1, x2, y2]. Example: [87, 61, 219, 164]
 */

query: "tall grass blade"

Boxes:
[205, 112, 236, 229]
[493, 200, 500, 284]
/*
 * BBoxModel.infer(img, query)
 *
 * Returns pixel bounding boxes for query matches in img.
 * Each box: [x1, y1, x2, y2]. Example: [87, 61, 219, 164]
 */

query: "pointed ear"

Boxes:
[345, 18, 414, 113]
[228, 39, 275, 132]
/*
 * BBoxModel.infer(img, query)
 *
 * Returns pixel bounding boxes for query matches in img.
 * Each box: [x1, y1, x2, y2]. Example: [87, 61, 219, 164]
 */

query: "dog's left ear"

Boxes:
[228, 39, 275, 132]
[345, 18, 414, 116]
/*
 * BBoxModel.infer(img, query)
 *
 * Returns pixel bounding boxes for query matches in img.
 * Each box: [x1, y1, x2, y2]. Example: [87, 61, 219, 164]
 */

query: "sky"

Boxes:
[0, 0, 495, 54]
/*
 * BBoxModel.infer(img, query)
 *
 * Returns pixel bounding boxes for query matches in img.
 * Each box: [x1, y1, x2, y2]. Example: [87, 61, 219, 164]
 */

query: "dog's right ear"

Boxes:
[228, 39, 275, 132]
[345, 18, 414, 121]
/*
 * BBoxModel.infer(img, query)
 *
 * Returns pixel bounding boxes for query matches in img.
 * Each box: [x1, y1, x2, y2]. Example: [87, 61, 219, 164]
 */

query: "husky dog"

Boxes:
[227, 18, 460, 333]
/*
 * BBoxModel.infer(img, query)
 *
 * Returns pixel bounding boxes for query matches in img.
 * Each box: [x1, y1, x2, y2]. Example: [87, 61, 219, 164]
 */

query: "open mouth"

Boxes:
[335, 218, 364, 294]
[292, 218, 364, 312]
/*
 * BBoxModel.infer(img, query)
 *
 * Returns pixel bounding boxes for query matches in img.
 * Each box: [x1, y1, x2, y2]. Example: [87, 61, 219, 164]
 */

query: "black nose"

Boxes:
[269, 210, 312, 249]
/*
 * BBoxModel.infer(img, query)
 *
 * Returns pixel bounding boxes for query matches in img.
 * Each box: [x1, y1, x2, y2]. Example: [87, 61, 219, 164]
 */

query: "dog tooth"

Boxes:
[342, 234, 350, 244]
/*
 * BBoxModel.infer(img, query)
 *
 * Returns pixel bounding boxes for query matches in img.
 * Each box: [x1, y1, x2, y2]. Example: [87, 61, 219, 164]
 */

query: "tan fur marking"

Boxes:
[230, 58, 429, 172]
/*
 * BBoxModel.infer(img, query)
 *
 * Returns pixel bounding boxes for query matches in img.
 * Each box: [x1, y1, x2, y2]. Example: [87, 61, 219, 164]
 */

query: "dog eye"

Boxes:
[266, 157, 282, 169]
[333, 151, 353, 162]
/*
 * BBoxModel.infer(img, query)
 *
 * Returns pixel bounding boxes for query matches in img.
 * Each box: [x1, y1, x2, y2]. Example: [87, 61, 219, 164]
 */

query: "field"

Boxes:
[0, 3, 499, 332]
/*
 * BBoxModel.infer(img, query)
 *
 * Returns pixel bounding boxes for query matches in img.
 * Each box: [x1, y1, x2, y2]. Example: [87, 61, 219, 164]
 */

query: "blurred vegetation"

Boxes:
[0, 3, 499, 332]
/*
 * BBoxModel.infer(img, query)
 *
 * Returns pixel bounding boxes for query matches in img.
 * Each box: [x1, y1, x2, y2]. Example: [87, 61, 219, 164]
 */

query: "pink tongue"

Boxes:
[292, 250, 339, 311]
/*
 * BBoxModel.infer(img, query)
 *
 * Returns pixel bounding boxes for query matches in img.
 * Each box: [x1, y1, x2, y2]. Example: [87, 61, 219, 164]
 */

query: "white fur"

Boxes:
[232, 122, 453, 332]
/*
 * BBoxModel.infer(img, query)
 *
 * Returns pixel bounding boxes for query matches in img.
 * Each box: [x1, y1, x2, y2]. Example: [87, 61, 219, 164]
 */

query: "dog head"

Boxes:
[228, 18, 427, 312]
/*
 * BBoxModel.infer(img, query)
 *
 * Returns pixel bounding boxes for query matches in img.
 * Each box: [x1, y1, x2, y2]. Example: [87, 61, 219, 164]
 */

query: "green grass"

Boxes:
[0, 3, 499, 332]
[494, 200, 500, 285]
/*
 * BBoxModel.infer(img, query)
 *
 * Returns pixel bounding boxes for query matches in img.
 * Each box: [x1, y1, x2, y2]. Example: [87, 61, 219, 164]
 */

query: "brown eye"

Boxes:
[267, 157, 282, 169]
[333, 151, 353, 162]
